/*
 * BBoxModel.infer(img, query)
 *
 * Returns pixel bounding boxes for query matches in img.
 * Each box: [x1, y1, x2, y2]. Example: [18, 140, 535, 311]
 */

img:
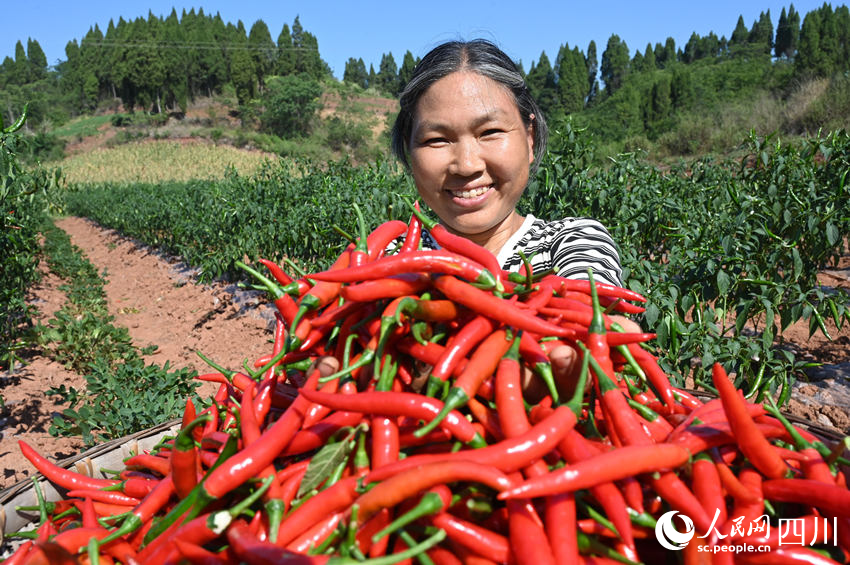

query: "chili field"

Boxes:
[57, 126, 850, 401]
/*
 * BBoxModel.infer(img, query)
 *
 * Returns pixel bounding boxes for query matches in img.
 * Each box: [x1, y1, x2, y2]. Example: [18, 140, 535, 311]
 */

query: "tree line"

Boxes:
[1, 3, 849, 139]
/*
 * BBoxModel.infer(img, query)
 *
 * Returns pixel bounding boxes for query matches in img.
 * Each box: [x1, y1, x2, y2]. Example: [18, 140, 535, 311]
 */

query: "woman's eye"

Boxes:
[423, 137, 448, 146]
[481, 129, 503, 137]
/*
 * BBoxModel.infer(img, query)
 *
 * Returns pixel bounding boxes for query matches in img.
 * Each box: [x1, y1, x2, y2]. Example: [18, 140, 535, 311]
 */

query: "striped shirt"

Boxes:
[416, 214, 624, 287]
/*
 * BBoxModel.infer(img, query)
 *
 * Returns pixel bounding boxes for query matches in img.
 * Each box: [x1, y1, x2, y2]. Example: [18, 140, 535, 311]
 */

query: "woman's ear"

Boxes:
[526, 113, 535, 165]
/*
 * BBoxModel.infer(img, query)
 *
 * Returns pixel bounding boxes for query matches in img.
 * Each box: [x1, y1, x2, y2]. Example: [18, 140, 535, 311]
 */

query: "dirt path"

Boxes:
[0, 217, 275, 489]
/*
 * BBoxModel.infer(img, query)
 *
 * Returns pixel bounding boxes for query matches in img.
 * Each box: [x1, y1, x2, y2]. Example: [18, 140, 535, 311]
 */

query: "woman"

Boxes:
[388, 39, 640, 396]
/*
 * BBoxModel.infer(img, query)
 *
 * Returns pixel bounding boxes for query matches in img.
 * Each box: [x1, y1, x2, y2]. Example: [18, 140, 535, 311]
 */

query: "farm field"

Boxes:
[2, 119, 849, 562]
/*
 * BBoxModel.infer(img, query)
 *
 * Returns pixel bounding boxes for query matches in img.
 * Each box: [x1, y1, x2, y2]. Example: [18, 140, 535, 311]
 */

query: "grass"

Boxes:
[58, 139, 279, 184]
[50, 115, 113, 139]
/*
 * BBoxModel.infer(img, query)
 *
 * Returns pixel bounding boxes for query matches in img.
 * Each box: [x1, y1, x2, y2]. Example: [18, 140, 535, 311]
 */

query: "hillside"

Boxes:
[44, 86, 399, 179]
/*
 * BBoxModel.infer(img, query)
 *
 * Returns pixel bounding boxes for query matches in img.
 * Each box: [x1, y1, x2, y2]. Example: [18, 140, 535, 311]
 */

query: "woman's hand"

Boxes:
[522, 314, 643, 403]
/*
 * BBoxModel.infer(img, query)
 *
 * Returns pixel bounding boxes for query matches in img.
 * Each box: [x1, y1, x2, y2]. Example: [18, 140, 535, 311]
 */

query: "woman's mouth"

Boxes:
[450, 185, 492, 199]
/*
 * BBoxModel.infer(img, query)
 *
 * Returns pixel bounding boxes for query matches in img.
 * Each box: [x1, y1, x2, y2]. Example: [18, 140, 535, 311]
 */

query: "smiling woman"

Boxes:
[388, 38, 640, 396]
[390, 39, 624, 288]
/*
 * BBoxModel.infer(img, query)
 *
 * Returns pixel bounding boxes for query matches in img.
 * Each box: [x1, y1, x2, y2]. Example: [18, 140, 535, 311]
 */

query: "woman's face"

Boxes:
[408, 71, 534, 242]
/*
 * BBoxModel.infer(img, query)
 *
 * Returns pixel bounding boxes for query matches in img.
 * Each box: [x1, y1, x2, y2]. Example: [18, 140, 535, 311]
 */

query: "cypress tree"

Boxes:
[398, 50, 417, 92]
[555, 44, 585, 114]
[376, 52, 399, 96]
[13, 40, 27, 85]
[643, 43, 656, 70]
[248, 19, 276, 92]
[276, 23, 296, 76]
[228, 21, 255, 106]
[776, 7, 791, 57]
[748, 10, 774, 54]
[787, 4, 801, 58]
[683, 32, 700, 63]
[731, 15, 749, 45]
[600, 34, 630, 94]
[343, 57, 368, 89]
[586, 40, 599, 106]
[525, 51, 558, 117]
[26, 38, 48, 81]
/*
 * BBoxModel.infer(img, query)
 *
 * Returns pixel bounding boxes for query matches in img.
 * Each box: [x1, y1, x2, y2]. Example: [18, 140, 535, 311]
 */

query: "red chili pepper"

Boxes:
[430, 512, 510, 563]
[507, 498, 557, 565]
[400, 201, 423, 254]
[365, 219, 408, 261]
[429, 223, 505, 289]
[415, 328, 513, 438]
[298, 388, 483, 445]
[691, 452, 727, 527]
[532, 403, 637, 553]
[433, 275, 578, 339]
[311, 249, 499, 289]
[355, 460, 513, 525]
[545, 491, 580, 564]
[274, 475, 361, 547]
[171, 414, 211, 499]
[19, 441, 119, 491]
[429, 314, 496, 385]
[285, 511, 343, 553]
[65, 489, 140, 507]
[341, 273, 432, 302]
[762, 478, 850, 518]
[498, 443, 690, 499]
[712, 363, 788, 479]
[542, 274, 647, 303]
[368, 405, 577, 481]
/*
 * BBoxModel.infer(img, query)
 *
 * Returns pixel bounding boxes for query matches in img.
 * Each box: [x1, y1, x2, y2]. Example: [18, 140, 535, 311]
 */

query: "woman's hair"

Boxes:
[390, 39, 548, 175]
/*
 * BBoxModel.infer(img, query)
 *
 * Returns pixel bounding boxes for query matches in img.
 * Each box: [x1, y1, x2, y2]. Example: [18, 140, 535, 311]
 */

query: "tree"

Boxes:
[682, 32, 700, 63]
[26, 39, 48, 81]
[248, 19, 276, 92]
[697, 32, 721, 59]
[290, 16, 328, 79]
[376, 52, 399, 96]
[228, 23, 255, 106]
[525, 52, 558, 118]
[276, 23, 296, 75]
[398, 50, 417, 92]
[600, 34, 630, 94]
[261, 73, 322, 137]
[671, 65, 694, 109]
[731, 15, 749, 46]
[343, 57, 368, 89]
[555, 44, 586, 115]
[642, 43, 656, 70]
[796, 7, 828, 76]
[586, 40, 599, 106]
[654, 37, 676, 69]
[748, 10, 774, 54]
[12, 41, 28, 85]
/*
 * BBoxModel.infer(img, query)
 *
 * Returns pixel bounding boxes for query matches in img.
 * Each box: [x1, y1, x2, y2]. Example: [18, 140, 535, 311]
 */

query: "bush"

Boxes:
[261, 74, 323, 138]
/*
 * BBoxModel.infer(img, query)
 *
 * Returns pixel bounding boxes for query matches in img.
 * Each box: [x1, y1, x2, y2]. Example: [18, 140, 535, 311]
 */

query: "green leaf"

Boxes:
[826, 222, 839, 246]
[297, 433, 355, 498]
[716, 270, 731, 296]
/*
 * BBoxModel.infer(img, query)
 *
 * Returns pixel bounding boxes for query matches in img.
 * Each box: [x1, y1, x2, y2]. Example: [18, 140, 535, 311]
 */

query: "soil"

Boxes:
[1, 217, 848, 492]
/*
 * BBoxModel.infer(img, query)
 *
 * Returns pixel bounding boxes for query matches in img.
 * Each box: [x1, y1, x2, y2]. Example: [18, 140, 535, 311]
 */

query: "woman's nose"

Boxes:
[448, 138, 485, 176]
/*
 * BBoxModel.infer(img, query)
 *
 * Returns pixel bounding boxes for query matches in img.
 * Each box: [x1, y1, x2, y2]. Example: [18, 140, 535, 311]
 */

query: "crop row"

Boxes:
[59, 126, 850, 399]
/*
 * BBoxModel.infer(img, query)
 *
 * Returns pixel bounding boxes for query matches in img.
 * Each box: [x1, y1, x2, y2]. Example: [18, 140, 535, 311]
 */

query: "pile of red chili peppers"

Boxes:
[7, 209, 850, 564]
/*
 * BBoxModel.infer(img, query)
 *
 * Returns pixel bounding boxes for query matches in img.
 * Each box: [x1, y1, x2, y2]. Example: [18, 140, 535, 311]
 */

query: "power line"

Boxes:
[79, 39, 319, 53]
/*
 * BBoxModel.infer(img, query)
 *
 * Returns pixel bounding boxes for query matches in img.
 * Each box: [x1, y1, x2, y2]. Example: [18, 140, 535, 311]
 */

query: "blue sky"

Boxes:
[4, 1, 829, 80]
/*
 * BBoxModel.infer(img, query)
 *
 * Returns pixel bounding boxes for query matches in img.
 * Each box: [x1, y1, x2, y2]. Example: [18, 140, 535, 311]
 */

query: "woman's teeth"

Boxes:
[453, 186, 490, 199]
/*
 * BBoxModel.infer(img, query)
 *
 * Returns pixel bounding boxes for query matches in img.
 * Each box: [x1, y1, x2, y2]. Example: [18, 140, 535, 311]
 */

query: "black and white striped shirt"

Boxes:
[417, 215, 624, 287]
